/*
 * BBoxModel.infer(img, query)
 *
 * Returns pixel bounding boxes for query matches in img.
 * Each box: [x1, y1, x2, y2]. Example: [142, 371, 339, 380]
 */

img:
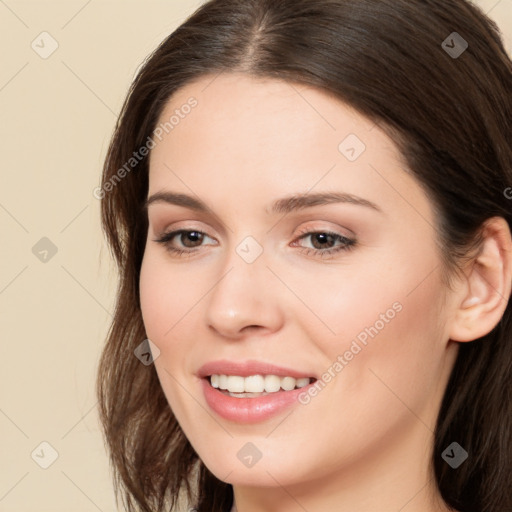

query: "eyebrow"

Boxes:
[144, 191, 382, 215]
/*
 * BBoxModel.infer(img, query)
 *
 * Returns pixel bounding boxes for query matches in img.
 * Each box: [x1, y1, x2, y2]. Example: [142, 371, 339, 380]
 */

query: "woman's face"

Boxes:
[140, 73, 459, 492]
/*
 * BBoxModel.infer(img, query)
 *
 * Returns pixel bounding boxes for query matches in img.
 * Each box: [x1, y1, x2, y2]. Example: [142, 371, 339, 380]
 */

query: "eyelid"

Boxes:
[153, 222, 352, 244]
[153, 223, 357, 260]
[152, 219, 217, 237]
[291, 228, 356, 254]
[153, 228, 217, 246]
[291, 222, 357, 252]
[294, 223, 355, 239]
[147, 208, 228, 239]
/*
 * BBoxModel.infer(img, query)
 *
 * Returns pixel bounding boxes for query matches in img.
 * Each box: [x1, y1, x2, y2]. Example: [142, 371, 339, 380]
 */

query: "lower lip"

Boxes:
[201, 378, 314, 424]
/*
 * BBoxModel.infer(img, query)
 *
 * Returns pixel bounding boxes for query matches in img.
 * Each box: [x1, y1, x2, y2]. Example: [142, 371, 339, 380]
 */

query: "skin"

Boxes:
[139, 72, 512, 512]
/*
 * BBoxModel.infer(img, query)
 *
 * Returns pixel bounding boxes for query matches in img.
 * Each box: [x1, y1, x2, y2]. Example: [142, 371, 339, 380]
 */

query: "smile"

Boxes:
[209, 374, 313, 396]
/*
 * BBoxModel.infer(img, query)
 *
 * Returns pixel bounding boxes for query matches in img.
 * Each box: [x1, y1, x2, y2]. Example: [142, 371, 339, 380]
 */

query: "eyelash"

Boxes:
[154, 227, 356, 259]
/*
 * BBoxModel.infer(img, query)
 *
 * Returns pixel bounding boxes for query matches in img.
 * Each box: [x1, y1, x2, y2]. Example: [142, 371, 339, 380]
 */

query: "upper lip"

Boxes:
[197, 360, 316, 380]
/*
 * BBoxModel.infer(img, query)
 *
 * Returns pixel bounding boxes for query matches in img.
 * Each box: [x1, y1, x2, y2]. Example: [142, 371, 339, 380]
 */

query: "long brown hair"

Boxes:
[96, 1, 512, 511]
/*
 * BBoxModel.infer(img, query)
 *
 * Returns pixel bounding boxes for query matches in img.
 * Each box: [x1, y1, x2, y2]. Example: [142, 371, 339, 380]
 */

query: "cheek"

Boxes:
[139, 252, 199, 419]
[139, 251, 201, 340]
[318, 273, 445, 434]
[276, 261, 424, 359]
[139, 264, 167, 342]
[289, 250, 446, 417]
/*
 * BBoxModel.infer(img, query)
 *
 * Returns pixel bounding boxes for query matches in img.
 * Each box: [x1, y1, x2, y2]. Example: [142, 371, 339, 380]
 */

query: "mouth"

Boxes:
[197, 360, 318, 422]
[207, 374, 317, 398]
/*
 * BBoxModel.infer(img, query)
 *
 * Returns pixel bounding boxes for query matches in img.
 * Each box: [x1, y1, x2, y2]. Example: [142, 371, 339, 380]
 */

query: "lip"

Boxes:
[197, 359, 316, 380]
[201, 378, 316, 424]
[197, 359, 317, 424]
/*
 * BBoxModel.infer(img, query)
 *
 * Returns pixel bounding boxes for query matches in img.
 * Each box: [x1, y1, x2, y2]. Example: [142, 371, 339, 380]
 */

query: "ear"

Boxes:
[449, 217, 512, 342]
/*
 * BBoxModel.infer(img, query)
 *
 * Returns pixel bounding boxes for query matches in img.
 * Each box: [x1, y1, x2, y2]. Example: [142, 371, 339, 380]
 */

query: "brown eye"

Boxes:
[293, 230, 356, 258]
[309, 233, 338, 250]
[177, 231, 204, 248]
[153, 229, 216, 256]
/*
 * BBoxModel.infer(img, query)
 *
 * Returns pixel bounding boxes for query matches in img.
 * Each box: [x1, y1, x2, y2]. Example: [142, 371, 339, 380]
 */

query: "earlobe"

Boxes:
[449, 217, 512, 343]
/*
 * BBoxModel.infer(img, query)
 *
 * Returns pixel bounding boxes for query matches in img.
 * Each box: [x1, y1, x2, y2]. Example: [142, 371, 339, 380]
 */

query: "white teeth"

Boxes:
[226, 375, 245, 393]
[219, 375, 229, 390]
[296, 377, 310, 388]
[264, 374, 281, 392]
[281, 376, 296, 391]
[209, 374, 313, 394]
[245, 375, 265, 393]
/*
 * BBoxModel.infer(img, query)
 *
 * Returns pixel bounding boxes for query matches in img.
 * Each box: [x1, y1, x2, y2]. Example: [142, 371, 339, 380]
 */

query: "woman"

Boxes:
[96, 1, 512, 511]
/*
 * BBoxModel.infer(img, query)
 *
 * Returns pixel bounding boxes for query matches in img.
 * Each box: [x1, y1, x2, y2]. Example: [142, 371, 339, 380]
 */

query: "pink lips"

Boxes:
[197, 359, 317, 424]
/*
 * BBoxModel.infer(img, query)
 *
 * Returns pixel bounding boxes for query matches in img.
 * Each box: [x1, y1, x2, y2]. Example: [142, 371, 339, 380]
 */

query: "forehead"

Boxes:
[146, 72, 433, 229]
[152, 72, 377, 153]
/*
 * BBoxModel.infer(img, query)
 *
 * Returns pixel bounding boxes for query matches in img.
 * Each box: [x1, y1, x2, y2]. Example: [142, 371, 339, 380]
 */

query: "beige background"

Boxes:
[0, 1, 510, 511]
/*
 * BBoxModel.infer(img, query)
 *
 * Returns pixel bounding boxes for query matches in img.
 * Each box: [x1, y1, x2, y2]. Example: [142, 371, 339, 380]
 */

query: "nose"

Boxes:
[204, 250, 285, 339]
